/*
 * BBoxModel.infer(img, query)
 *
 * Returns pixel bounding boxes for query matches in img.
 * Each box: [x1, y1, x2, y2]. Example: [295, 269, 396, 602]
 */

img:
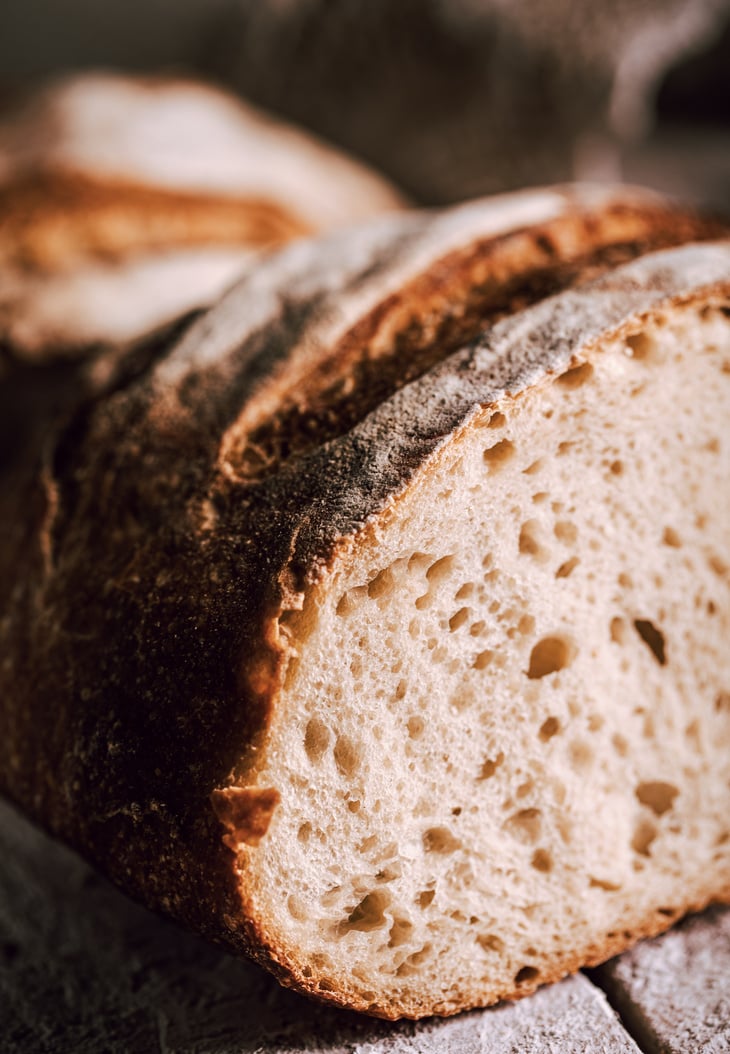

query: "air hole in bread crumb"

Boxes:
[557, 361, 594, 388]
[626, 331, 656, 361]
[367, 566, 395, 599]
[478, 752, 504, 780]
[587, 713, 605, 733]
[504, 808, 542, 844]
[527, 636, 574, 679]
[707, 552, 724, 577]
[335, 585, 366, 617]
[515, 965, 539, 984]
[539, 717, 560, 741]
[388, 916, 414, 947]
[716, 692, 730, 713]
[334, 735, 361, 777]
[407, 715, 425, 739]
[523, 459, 544, 476]
[612, 733, 628, 756]
[478, 933, 505, 954]
[483, 439, 515, 470]
[555, 557, 579, 579]
[636, 781, 678, 816]
[569, 740, 594, 771]
[287, 894, 308, 920]
[473, 649, 495, 671]
[531, 849, 553, 872]
[423, 827, 461, 854]
[455, 582, 474, 601]
[304, 718, 330, 763]
[340, 890, 390, 934]
[376, 859, 401, 885]
[321, 885, 344, 909]
[408, 552, 431, 574]
[632, 818, 658, 856]
[657, 907, 677, 917]
[610, 618, 626, 644]
[662, 526, 681, 548]
[554, 521, 578, 545]
[618, 572, 633, 589]
[396, 944, 433, 977]
[426, 555, 456, 585]
[519, 520, 549, 561]
[589, 876, 621, 892]
[358, 834, 379, 855]
[298, 822, 312, 843]
[416, 889, 435, 908]
[633, 620, 666, 665]
[449, 607, 471, 631]
[487, 412, 507, 429]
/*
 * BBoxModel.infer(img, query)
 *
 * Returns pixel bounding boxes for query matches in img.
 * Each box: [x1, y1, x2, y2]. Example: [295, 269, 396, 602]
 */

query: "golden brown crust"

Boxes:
[0, 187, 728, 1017]
[218, 201, 725, 484]
[211, 787, 281, 849]
[0, 168, 310, 272]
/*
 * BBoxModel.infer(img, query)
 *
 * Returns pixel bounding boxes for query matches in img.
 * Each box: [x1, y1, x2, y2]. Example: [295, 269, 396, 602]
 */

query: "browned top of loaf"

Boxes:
[0, 169, 310, 272]
[0, 186, 727, 956]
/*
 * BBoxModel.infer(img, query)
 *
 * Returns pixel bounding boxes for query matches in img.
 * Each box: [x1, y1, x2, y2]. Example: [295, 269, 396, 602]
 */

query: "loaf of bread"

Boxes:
[0, 72, 404, 361]
[1, 185, 728, 1020]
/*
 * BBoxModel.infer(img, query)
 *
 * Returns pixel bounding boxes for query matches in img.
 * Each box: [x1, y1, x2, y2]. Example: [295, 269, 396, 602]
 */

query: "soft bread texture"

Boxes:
[0, 72, 404, 360]
[241, 262, 730, 1017]
[0, 188, 728, 1020]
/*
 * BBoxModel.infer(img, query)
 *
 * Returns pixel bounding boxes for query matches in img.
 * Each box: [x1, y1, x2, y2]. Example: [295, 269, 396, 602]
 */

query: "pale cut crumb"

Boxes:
[243, 304, 730, 1016]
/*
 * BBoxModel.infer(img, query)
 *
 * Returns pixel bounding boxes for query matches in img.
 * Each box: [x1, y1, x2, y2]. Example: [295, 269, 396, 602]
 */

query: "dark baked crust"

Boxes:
[0, 186, 727, 1009]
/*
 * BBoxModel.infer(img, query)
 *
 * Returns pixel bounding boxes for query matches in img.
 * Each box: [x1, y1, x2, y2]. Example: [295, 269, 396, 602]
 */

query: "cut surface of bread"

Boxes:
[0, 186, 728, 1021]
[236, 286, 730, 1017]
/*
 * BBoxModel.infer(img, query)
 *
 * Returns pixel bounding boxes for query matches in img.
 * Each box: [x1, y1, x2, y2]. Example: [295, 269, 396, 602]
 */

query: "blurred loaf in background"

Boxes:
[0, 0, 727, 211]
[0, 72, 405, 364]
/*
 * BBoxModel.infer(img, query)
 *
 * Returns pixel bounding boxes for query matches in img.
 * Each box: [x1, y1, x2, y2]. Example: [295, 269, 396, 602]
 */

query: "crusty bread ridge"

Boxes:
[0, 186, 728, 1019]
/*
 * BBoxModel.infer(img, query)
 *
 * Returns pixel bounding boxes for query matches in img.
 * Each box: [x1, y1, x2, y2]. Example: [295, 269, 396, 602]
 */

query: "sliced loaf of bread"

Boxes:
[0, 187, 728, 1019]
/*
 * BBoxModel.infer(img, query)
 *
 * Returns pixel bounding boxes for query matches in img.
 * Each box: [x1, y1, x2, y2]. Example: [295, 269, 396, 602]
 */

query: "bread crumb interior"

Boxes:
[246, 304, 730, 1014]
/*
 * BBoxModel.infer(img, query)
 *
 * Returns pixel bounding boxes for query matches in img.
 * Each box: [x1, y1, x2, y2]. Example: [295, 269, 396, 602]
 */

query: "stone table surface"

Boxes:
[0, 799, 727, 1053]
